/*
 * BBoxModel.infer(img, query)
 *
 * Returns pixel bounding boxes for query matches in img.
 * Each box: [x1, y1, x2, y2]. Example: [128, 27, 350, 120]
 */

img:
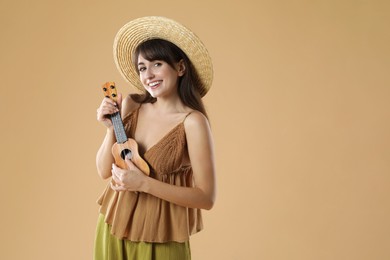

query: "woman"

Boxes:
[94, 16, 216, 260]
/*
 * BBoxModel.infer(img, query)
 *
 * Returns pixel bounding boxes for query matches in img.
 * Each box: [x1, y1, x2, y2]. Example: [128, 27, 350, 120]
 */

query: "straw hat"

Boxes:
[113, 16, 213, 97]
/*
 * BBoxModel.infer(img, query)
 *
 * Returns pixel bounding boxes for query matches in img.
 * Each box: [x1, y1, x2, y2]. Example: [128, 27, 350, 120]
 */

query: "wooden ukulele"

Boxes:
[102, 82, 150, 175]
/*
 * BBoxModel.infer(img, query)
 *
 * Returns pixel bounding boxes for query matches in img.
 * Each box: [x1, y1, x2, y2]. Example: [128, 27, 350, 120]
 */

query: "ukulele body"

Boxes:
[111, 138, 150, 175]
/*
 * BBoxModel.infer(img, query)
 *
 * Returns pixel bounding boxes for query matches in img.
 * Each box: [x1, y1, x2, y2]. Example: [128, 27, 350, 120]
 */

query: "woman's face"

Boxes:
[137, 54, 184, 98]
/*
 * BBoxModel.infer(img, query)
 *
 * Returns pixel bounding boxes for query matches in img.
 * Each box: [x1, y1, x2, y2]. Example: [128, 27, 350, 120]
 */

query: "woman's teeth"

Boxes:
[149, 81, 161, 87]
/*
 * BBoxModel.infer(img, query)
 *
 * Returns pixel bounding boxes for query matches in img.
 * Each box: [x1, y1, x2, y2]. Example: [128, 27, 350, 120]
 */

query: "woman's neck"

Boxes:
[152, 95, 187, 114]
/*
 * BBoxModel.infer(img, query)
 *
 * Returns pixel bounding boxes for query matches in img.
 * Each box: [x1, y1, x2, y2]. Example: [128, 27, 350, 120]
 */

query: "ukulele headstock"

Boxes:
[102, 82, 118, 102]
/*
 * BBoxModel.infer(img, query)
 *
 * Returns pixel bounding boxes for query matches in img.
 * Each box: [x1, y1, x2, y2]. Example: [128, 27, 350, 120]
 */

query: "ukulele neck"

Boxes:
[111, 112, 128, 144]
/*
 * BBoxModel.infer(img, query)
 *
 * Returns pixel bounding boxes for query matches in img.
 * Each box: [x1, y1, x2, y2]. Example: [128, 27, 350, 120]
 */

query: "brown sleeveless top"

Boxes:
[97, 106, 203, 242]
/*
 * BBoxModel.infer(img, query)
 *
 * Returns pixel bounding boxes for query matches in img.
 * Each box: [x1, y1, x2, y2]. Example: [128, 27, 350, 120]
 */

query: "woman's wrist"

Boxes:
[103, 127, 116, 145]
[140, 175, 151, 193]
[106, 126, 114, 134]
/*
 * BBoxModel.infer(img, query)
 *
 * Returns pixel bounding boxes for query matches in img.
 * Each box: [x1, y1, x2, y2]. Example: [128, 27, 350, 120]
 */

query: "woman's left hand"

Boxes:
[110, 159, 146, 192]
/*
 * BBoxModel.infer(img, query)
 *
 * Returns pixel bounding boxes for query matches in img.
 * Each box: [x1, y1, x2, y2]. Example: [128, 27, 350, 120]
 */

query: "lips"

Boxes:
[148, 81, 162, 89]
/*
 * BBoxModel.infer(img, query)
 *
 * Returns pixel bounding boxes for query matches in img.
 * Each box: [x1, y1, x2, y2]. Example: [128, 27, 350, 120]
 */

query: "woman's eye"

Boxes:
[154, 62, 162, 67]
[138, 67, 146, 72]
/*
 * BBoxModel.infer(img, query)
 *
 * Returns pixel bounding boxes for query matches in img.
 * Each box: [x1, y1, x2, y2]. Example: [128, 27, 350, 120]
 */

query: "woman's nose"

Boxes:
[145, 69, 154, 79]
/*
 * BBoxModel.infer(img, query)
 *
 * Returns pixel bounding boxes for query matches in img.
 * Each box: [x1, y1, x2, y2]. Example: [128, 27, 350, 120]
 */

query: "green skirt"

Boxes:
[94, 214, 191, 260]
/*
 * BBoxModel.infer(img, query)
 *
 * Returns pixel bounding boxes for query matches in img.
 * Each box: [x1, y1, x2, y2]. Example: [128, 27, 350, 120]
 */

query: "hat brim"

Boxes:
[113, 16, 213, 97]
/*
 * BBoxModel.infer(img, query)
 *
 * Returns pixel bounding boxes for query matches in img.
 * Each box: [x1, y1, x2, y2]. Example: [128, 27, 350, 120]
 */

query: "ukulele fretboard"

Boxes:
[111, 112, 128, 144]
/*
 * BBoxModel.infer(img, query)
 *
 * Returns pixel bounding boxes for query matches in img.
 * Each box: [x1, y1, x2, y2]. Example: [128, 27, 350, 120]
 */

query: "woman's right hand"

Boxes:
[96, 93, 122, 128]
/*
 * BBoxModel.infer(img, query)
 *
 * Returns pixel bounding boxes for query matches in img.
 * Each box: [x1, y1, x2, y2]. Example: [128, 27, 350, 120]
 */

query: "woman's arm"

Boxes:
[111, 111, 217, 210]
[96, 128, 116, 179]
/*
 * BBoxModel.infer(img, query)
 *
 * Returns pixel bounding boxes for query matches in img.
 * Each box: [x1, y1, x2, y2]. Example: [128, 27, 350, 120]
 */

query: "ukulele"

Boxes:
[102, 82, 150, 175]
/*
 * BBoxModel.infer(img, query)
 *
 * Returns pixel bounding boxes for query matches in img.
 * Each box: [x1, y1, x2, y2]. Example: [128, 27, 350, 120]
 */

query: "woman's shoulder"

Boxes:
[121, 94, 140, 117]
[183, 110, 213, 153]
[183, 110, 210, 133]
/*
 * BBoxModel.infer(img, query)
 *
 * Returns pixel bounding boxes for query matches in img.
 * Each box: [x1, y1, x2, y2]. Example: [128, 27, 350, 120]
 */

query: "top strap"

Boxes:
[182, 111, 193, 123]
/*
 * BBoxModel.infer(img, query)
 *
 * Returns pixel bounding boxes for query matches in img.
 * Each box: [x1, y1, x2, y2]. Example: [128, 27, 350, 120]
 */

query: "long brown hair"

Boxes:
[130, 39, 208, 119]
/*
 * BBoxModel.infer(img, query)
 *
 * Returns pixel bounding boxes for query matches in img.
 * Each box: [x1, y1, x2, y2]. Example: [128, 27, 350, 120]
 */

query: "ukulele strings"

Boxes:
[110, 87, 129, 168]
[112, 110, 126, 163]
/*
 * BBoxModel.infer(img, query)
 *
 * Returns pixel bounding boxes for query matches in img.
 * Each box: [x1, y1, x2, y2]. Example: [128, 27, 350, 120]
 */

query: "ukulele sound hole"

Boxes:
[120, 149, 133, 160]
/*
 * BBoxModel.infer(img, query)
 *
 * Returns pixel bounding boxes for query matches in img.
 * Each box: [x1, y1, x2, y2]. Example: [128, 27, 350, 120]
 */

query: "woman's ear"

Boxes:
[177, 59, 186, 76]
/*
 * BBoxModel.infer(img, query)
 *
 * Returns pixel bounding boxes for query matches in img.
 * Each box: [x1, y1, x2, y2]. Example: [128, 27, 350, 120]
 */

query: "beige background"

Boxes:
[1, 0, 389, 259]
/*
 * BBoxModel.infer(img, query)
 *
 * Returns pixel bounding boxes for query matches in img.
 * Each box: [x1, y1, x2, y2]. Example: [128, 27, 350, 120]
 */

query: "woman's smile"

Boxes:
[148, 80, 162, 89]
